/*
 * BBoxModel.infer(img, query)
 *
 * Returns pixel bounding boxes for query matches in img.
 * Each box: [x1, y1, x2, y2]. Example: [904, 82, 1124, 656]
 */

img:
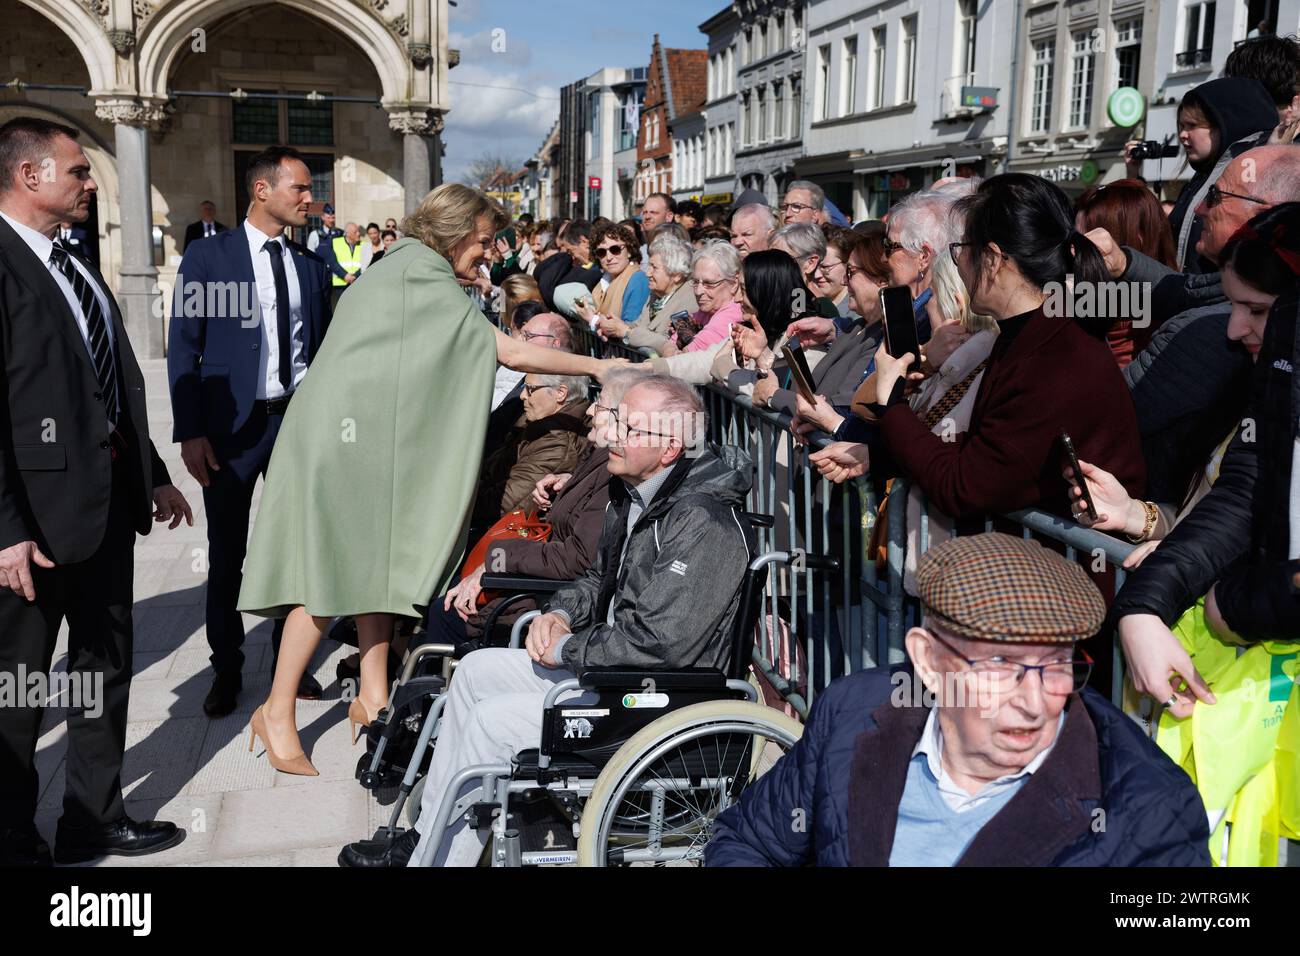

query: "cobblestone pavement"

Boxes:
[35, 359, 392, 867]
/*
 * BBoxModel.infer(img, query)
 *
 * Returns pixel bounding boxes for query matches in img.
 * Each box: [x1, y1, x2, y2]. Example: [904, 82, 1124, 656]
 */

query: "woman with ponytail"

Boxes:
[865, 173, 1146, 523]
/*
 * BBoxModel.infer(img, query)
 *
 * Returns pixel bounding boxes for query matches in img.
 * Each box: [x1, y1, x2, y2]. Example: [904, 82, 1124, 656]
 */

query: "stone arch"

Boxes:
[15, 0, 118, 93]
[137, 0, 410, 106]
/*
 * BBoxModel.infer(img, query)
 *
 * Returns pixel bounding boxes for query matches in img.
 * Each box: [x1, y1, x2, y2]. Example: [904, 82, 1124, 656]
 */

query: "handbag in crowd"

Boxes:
[460, 509, 552, 607]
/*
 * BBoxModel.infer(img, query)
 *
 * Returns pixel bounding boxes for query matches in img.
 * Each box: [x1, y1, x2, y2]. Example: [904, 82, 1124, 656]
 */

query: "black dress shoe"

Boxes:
[297, 672, 324, 700]
[203, 671, 242, 717]
[0, 826, 52, 867]
[338, 827, 420, 868]
[54, 817, 185, 864]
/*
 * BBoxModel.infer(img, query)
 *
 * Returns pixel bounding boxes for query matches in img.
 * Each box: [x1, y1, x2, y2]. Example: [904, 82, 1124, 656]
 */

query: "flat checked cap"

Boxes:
[916, 533, 1105, 644]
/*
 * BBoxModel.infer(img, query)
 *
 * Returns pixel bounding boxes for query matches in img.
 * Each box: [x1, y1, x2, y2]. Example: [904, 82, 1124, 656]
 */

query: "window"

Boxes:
[842, 37, 859, 115]
[1114, 18, 1142, 90]
[1030, 38, 1055, 134]
[742, 94, 752, 146]
[725, 122, 734, 171]
[1068, 29, 1095, 128]
[870, 27, 887, 110]
[1179, 1, 1216, 68]
[789, 80, 801, 141]
[773, 79, 785, 139]
[726, 46, 735, 93]
[232, 90, 280, 144]
[590, 92, 601, 157]
[899, 16, 917, 104]
[758, 21, 768, 60]
[817, 44, 832, 119]
[775, 12, 786, 50]
[707, 56, 715, 101]
[956, 0, 978, 83]
[742, 29, 751, 65]
[757, 85, 768, 142]
[286, 93, 333, 146]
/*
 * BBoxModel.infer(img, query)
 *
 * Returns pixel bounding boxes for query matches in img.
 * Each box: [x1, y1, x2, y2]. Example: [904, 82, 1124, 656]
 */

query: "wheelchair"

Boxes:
[356, 522, 837, 866]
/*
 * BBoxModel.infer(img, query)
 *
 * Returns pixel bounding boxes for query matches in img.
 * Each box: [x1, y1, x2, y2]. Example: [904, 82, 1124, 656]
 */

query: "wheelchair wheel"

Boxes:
[575, 700, 802, 867]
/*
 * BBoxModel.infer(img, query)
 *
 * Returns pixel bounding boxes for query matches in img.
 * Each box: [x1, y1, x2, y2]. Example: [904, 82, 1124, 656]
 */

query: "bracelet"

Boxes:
[1126, 500, 1158, 543]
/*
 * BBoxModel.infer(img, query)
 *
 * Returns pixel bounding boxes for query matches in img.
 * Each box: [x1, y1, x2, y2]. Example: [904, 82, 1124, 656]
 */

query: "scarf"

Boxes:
[596, 265, 638, 321]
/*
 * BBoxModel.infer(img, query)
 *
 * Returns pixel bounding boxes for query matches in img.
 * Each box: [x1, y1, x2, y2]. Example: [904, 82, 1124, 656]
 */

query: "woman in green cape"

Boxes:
[238, 184, 615, 775]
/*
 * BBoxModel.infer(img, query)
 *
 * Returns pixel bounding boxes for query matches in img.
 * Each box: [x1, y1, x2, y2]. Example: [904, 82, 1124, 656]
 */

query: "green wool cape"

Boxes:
[238, 238, 498, 619]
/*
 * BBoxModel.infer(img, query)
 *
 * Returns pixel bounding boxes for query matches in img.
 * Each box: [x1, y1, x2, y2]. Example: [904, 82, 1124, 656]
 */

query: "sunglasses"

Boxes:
[883, 237, 906, 256]
[596, 244, 626, 257]
[1205, 184, 1270, 209]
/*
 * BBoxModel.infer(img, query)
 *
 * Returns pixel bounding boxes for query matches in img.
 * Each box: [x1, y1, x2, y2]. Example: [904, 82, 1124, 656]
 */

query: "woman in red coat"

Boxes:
[868, 174, 1146, 523]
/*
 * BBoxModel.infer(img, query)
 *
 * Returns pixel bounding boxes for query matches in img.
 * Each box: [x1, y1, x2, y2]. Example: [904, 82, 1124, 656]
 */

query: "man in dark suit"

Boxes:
[168, 147, 332, 717]
[55, 220, 94, 264]
[0, 117, 193, 865]
[183, 200, 226, 251]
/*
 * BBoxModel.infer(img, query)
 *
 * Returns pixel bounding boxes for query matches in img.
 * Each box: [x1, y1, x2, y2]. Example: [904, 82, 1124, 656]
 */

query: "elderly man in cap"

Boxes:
[707, 533, 1211, 866]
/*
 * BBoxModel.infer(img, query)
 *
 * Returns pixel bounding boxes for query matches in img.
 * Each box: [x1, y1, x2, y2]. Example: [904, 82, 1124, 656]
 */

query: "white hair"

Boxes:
[890, 189, 964, 255]
[649, 234, 693, 278]
[731, 203, 777, 234]
[691, 238, 742, 279]
[771, 222, 826, 262]
[531, 373, 590, 399]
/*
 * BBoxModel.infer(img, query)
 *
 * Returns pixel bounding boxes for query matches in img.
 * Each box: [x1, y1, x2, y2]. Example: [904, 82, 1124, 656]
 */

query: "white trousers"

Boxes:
[409, 648, 577, 867]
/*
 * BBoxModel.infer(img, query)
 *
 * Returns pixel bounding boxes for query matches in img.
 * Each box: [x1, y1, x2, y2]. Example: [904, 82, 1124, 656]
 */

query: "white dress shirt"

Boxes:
[200, 220, 219, 239]
[1, 209, 115, 359]
[243, 219, 307, 400]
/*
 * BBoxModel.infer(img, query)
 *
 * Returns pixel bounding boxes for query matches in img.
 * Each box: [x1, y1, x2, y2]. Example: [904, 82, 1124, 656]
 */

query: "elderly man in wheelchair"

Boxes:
[339, 374, 818, 867]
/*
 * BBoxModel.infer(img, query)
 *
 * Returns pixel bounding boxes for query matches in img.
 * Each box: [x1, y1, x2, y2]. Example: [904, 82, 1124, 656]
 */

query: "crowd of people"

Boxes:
[0, 35, 1297, 871]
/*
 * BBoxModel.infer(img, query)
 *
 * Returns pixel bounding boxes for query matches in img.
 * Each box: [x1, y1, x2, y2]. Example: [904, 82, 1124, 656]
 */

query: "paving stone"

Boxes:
[210, 779, 369, 859]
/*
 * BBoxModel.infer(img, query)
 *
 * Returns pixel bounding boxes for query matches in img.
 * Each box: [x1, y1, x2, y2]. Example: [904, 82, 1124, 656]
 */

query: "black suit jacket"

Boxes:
[184, 220, 227, 251]
[0, 216, 171, 564]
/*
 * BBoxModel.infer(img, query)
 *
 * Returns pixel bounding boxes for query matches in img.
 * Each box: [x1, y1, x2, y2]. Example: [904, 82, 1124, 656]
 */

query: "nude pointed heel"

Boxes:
[348, 698, 378, 746]
[249, 705, 319, 776]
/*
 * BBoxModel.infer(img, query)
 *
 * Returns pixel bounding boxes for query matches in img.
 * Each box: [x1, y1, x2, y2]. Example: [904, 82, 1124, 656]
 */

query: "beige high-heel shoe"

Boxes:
[348, 698, 382, 745]
[248, 705, 319, 776]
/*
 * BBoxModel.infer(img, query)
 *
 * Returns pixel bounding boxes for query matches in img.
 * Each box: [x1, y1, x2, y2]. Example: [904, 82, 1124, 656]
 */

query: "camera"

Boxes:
[1130, 139, 1180, 161]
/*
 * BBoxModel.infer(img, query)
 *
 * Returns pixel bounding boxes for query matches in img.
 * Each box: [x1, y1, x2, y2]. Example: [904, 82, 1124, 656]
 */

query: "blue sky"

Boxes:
[443, 0, 715, 181]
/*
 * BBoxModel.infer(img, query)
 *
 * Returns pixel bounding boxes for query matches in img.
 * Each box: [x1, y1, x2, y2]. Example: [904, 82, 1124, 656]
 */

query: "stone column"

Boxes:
[389, 109, 445, 215]
[95, 98, 167, 359]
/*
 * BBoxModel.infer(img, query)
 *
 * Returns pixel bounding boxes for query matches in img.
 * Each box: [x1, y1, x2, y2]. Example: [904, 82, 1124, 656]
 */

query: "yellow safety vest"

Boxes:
[331, 236, 365, 287]
[1151, 600, 1300, 866]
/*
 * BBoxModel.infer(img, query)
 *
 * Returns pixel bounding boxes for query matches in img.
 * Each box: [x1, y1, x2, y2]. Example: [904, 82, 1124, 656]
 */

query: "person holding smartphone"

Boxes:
[867, 174, 1146, 528]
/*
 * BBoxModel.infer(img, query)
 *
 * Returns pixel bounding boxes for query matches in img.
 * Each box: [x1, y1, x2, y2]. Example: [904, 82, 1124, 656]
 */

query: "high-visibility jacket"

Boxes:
[331, 236, 365, 287]
[1153, 600, 1300, 866]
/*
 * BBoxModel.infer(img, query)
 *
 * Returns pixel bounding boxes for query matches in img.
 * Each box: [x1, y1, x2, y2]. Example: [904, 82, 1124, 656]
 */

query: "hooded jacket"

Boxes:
[707, 667, 1211, 867]
[1167, 77, 1278, 274]
[548, 444, 755, 674]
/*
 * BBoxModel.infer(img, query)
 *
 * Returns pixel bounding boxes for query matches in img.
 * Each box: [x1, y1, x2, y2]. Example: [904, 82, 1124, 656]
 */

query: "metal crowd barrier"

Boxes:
[561, 323, 1136, 717]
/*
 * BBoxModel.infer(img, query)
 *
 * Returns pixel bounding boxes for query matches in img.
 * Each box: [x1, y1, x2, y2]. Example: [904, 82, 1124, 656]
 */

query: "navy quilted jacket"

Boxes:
[707, 668, 1211, 867]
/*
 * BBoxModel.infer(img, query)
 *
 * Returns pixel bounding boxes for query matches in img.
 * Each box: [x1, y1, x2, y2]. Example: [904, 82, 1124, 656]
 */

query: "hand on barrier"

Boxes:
[751, 373, 780, 407]
[1117, 613, 1215, 719]
[598, 316, 629, 341]
[794, 392, 845, 440]
[1122, 539, 1159, 569]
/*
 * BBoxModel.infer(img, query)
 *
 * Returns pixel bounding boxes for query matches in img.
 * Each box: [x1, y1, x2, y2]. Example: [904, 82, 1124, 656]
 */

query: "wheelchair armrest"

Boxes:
[740, 511, 775, 529]
[480, 574, 572, 594]
[578, 667, 729, 691]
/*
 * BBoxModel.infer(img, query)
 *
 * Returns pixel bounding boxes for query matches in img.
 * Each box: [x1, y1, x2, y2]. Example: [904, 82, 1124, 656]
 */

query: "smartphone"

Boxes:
[781, 344, 817, 403]
[1059, 430, 1098, 522]
[879, 284, 921, 367]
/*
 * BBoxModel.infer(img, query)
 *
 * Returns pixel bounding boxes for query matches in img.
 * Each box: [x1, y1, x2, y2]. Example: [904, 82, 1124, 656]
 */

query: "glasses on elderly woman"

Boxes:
[522, 383, 558, 397]
[928, 631, 1093, 695]
[882, 237, 906, 257]
[691, 276, 732, 289]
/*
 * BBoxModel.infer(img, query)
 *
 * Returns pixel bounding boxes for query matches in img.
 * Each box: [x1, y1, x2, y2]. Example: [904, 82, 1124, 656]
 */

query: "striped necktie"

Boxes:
[49, 240, 119, 424]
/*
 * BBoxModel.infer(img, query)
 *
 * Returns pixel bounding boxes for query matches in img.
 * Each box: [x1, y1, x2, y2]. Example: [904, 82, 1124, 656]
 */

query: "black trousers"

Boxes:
[0, 449, 135, 829]
[202, 404, 285, 677]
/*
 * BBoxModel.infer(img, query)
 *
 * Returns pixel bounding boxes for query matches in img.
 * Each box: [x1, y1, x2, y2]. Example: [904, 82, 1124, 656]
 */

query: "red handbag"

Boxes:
[460, 509, 552, 607]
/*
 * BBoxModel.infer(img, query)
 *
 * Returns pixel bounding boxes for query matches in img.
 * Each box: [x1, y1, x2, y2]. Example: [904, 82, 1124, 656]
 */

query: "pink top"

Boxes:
[678, 300, 743, 353]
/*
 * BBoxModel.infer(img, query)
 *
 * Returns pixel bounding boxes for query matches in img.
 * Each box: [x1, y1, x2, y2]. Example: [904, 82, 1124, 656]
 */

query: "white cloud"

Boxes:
[442, 58, 559, 181]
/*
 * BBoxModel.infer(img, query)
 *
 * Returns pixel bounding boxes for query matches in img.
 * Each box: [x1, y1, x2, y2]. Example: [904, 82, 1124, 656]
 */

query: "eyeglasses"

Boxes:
[521, 331, 558, 343]
[821, 259, 845, 273]
[883, 237, 906, 256]
[522, 383, 557, 397]
[779, 201, 815, 214]
[948, 241, 1009, 262]
[691, 276, 732, 289]
[596, 244, 626, 258]
[610, 407, 678, 445]
[1205, 184, 1271, 209]
[928, 630, 1093, 696]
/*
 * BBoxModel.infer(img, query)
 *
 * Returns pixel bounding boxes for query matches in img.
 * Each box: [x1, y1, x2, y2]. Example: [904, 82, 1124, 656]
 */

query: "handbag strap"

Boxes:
[920, 361, 986, 431]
